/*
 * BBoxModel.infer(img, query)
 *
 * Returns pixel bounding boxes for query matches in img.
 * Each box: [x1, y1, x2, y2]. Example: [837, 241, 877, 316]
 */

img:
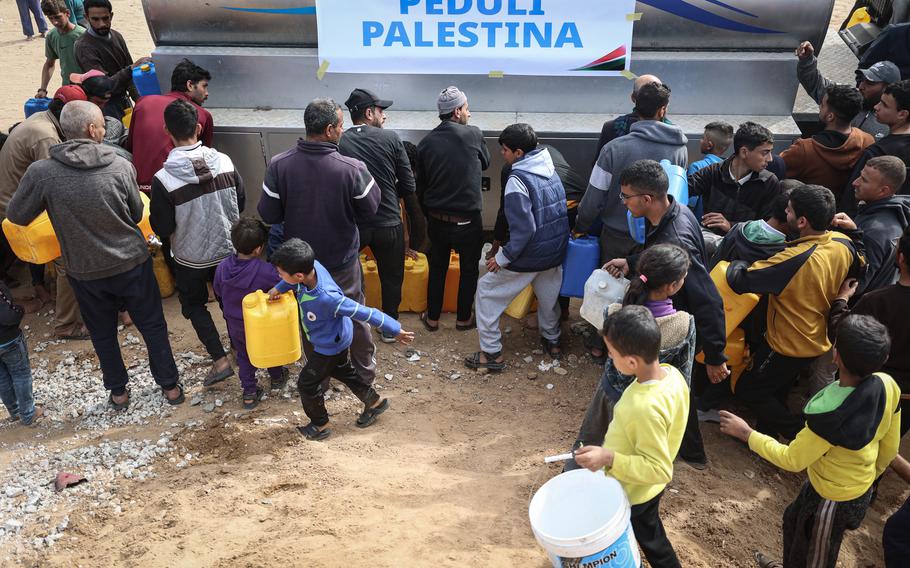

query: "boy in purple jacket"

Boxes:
[213, 219, 289, 409]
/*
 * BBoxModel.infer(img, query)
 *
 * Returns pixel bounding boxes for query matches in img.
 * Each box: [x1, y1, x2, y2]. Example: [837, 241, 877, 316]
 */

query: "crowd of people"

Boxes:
[0, 1, 909, 565]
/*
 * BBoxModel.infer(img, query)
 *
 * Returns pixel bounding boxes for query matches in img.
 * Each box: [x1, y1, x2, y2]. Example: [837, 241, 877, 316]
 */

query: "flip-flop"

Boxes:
[203, 366, 234, 387]
[163, 383, 185, 406]
[356, 398, 390, 428]
[108, 390, 130, 411]
[297, 423, 331, 441]
[243, 387, 264, 410]
[419, 312, 439, 332]
[464, 351, 506, 372]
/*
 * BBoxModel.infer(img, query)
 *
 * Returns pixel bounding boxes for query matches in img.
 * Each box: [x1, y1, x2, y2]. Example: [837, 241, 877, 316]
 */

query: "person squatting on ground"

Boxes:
[465, 124, 568, 371]
[150, 99, 242, 387]
[575, 305, 689, 568]
[213, 218, 289, 410]
[268, 239, 414, 441]
[6, 101, 183, 409]
[720, 314, 901, 568]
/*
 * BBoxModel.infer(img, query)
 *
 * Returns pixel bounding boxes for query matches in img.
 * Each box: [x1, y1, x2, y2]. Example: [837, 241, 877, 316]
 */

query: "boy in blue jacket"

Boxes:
[269, 239, 414, 441]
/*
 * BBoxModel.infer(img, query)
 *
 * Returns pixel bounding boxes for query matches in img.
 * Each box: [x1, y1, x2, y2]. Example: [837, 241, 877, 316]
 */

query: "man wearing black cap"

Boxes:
[338, 89, 426, 342]
[797, 41, 900, 141]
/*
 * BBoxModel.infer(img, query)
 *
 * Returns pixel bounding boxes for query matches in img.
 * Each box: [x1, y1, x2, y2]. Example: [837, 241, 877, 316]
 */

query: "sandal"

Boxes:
[109, 389, 130, 411]
[356, 398, 390, 428]
[270, 368, 289, 390]
[541, 337, 563, 360]
[243, 387, 264, 410]
[589, 349, 606, 366]
[464, 351, 506, 372]
[455, 319, 476, 332]
[203, 366, 234, 387]
[55, 324, 91, 341]
[163, 383, 185, 406]
[297, 422, 331, 441]
[419, 312, 439, 332]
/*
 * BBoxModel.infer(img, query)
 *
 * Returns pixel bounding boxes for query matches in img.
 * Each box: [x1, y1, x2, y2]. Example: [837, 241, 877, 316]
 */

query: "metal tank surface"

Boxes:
[143, 0, 833, 51]
[140, 0, 836, 228]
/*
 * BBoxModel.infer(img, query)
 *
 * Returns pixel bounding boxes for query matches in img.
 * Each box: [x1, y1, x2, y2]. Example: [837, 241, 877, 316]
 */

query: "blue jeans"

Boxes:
[16, 0, 47, 37]
[0, 334, 36, 424]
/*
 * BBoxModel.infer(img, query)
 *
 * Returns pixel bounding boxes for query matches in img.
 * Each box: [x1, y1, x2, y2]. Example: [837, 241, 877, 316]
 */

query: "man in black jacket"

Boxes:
[604, 160, 728, 466]
[688, 122, 782, 256]
[339, 88, 426, 341]
[417, 86, 491, 331]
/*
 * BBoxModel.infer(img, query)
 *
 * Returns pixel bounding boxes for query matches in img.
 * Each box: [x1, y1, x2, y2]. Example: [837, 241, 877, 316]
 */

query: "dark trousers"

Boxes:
[69, 258, 179, 395]
[174, 263, 226, 362]
[782, 482, 871, 568]
[426, 215, 484, 322]
[734, 337, 814, 441]
[302, 258, 376, 388]
[884, 496, 910, 568]
[359, 223, 405, 320]
[28, 263, 44, 287]
[225, 319, 284, 396]
[631, 492, 681, 568]
[298, 349, 379, 427]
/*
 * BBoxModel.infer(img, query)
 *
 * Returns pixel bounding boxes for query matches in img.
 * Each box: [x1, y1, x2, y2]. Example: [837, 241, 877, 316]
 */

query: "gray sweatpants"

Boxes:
[475, 266, 562, 354]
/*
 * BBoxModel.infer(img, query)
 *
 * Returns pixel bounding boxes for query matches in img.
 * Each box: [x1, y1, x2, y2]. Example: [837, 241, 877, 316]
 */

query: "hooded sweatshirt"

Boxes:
[274, 260, 400, 356]
[6, 140, 148, 280]
[688, 157, 781, 234]
[576, 120, 688, 235]
[854, 195, 910, 295]
[780, 128, 873, 198]
[213, 255, 279, 328]
[748, 372, 902, 501]
[0, 110, 63, 217]
[710, 220, 787, 270]
[150, 142, 243, 269]
[495, 148, 569, 273]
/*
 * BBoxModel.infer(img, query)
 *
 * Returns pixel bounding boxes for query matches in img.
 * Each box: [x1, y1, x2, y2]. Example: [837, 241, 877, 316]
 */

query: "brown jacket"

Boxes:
[0, 111, 64, 218]
[781, 128, 873, 193]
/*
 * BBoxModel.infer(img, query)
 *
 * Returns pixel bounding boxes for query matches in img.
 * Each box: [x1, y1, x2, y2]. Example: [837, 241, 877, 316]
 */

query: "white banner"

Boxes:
[315, 0, 635, 76]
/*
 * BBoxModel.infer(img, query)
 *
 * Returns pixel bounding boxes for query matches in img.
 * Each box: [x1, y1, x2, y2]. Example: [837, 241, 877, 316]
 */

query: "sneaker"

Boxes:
[379, 331, 397, 344]
[697, 409, 721, 424]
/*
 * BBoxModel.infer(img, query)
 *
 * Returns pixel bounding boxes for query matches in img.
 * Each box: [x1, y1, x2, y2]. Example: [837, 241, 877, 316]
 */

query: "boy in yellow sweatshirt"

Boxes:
[720, 314, 902, 568]
[576, 305, 689, 568]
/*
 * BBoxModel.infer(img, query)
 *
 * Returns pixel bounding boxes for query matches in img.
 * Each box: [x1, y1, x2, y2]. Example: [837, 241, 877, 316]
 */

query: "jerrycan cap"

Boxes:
[242, 292, 262, 308]
[598, 280, 607, 289]
[140, 63, 151, 72]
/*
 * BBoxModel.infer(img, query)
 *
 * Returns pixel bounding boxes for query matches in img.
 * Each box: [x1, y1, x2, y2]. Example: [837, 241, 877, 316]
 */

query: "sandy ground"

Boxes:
[1, 0, 906, 566]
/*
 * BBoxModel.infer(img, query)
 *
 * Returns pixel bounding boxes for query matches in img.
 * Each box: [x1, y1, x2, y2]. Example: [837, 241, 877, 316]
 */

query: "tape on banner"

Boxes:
[488, 70, 504, 78]
[317, 60, 330, 80]
[626, 12, 643, 21]
[620, 70, 637, 80]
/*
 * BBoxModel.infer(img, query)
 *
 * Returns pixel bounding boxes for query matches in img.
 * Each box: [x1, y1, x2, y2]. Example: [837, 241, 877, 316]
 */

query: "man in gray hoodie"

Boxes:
[7, 101, 183, 409]
[576, 82, 688, 265]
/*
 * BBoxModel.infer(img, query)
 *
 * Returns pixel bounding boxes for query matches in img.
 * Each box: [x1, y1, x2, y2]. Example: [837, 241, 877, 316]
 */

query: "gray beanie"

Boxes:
[437, 86, 467, 114]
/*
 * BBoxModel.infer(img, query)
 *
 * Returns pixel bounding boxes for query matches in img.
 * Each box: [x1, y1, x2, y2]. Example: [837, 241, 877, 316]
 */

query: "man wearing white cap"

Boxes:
[416, 86, 491, 332]
[797, 40, 901, 141]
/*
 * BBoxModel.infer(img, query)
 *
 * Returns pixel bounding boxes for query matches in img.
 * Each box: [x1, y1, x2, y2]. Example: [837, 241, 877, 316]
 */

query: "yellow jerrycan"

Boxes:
[400, 252, 429, 313]
[504, 285, 536, 319]
[360, 254, 382, 309]
[442, 251, 461, 313]
[1, 212, 61, 264]
[696, 327, 750, 388]
[138, 192, 155, 242]
[242, 290, 302, 368]
[710, 261, 760, 337]
[150, 246, 175, 298]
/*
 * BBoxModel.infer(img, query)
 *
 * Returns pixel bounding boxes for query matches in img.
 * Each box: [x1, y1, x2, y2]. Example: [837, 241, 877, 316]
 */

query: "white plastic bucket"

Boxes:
[529, 469, 640, 568]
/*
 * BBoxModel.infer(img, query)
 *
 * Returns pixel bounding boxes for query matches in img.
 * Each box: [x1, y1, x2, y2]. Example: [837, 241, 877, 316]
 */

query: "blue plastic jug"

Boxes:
[560, 235, 601, 298]
[627, 160, 689, 244]
[132, 63, 162, 97]
[24, 97, 50, 118]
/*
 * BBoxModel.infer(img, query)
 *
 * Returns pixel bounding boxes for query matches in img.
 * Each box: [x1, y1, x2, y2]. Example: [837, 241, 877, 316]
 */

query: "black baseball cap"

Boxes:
[345, 88, 393, 112]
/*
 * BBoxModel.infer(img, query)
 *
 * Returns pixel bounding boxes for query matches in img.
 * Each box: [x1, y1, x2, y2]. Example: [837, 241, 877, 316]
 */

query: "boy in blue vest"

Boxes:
[268, 239, 414, 441]
[465, 124, 569, 371]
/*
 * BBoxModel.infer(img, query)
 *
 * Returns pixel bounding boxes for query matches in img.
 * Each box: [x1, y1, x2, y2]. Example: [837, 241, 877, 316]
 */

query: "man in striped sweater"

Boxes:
[150, 99, 244, 386]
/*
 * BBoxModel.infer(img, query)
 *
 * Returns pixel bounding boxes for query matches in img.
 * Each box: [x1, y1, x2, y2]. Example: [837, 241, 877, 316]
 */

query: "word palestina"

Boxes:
[363, 0, 583, 48]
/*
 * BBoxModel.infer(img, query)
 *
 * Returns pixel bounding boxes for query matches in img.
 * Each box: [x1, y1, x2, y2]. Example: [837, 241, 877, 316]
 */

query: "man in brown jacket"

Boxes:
[781, 84, 873, 208]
